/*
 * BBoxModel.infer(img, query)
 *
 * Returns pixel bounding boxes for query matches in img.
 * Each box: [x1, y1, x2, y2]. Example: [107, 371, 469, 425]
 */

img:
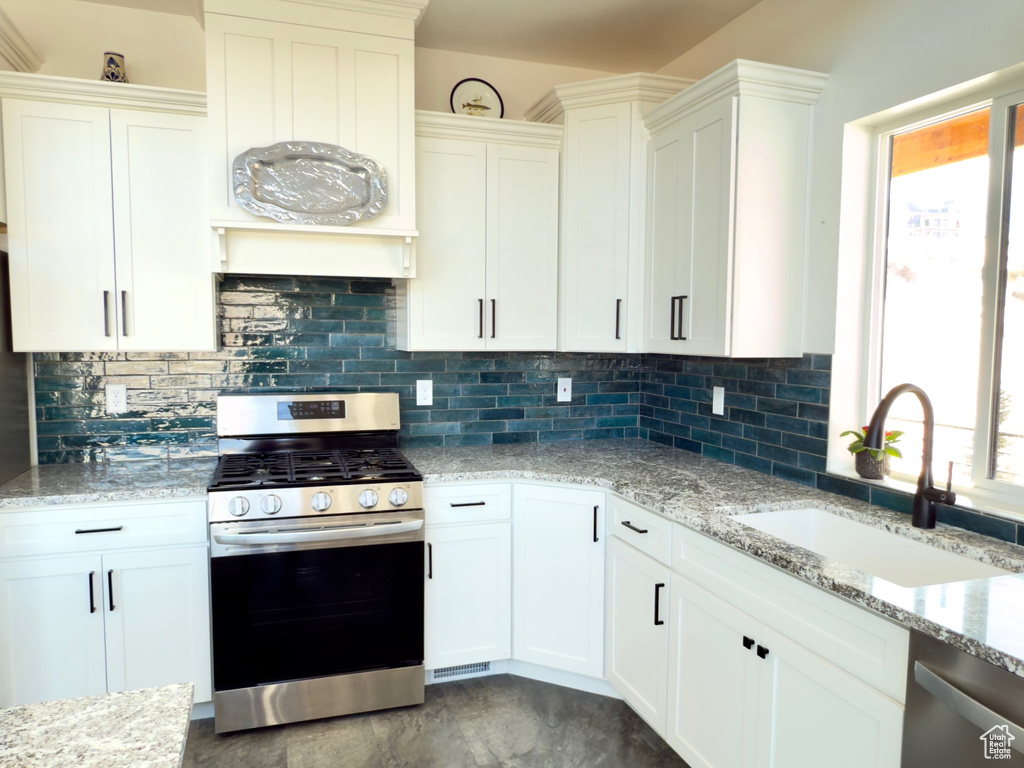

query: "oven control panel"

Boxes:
[209, 481, 423, 523]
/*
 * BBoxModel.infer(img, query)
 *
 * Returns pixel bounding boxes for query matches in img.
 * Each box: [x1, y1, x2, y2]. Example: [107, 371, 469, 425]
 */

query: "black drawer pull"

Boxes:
[449, 501, 486, 508]
[478, 298, 484, 339]
[615, 299, 622, 340]
[593, 506, 599, 543]
[757, 645, 770, 660]
[654, 583, 665, 626]
[621, 520, 648, 534]
[427, 543, 433, 580]
[743, 636, 755, 650]
[491, 299, 496, 339]
[75, 526, 124, 535]
[107, 570, 115, 611]
[88, 571, 96, 614]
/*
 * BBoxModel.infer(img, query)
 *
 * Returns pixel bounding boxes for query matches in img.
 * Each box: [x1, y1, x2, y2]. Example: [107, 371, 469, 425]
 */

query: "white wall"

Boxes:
[415, 48, 615, 120]
[2, 0, 206, 91]
[656, 0, 1024, 354]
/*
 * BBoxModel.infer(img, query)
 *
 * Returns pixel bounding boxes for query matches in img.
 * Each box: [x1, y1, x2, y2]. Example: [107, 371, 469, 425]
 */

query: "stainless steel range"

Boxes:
[207, 392, 424, 734]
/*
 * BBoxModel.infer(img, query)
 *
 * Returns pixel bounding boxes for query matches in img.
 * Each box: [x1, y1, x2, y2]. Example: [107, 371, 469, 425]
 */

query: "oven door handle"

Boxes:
[213, 519, 424, 547]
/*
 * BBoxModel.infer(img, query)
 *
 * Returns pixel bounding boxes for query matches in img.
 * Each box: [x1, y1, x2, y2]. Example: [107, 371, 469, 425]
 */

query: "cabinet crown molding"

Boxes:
[525, 73, 694, 124]
[416, 110, 562, 148]
[0, 71, 205, 113]
[0, 7, 40, 74]
[644, 59, 828, 134]
[205, 0, 429, 34]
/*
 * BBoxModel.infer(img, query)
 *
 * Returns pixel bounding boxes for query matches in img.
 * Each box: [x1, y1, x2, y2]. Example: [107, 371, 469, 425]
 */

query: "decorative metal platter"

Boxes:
[232, 141, 388, 225]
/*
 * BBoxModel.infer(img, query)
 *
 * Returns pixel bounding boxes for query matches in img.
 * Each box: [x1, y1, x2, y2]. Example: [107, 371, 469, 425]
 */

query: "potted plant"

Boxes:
[841, 427, 903, 479]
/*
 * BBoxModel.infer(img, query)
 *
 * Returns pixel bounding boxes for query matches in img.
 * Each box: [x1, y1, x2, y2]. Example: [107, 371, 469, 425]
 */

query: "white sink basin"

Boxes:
[729, 507, 1011, 588]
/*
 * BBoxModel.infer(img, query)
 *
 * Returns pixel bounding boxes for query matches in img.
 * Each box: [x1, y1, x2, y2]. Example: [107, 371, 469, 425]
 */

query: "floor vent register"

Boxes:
[429, 662, 492, 682]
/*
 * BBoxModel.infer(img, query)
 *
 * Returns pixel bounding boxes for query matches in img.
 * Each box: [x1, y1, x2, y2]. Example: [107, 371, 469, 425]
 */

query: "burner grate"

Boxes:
[209, 447, 420, 491]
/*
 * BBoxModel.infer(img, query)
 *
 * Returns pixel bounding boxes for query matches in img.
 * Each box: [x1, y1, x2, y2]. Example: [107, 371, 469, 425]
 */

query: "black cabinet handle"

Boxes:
[593, 506, 599, 542]
[75, 526, 123, 535]
[450, 501, 486, 508]
[121, 290, 129, 336]
[621, 520, 648, 534]
[677, 295, 688, 341]
[427, 543, 433, 579]
[669, 296, 678, 340]
[88, 571, 96, 614]
[478, 298, 484, 339]
[615, 299, 622, 340]
[654, 583, 665, 626]
[490, 299, 496, 339]
[743, 636, 755, 650]
[107, 570, 115, 611]
[103, 291, 111, 337]
[757, 645, 769, 660]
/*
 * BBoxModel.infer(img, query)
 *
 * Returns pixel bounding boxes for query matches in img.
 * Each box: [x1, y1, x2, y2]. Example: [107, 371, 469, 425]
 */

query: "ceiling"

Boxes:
[73, 0, 763, 73]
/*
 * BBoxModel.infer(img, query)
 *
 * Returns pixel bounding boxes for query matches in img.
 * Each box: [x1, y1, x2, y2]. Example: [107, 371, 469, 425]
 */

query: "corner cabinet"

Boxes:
[1, 86, 216, 352]
[643, 60, 827, 357]
[396, 112, 561, 351]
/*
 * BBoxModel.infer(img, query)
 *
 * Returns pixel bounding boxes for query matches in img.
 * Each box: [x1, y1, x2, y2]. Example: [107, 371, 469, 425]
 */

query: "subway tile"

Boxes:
[776, 384, 821, 403]
[817, 473, 872, 502]
[772, 463, 817, 487]
[781, 433, 828, 456]
[492, 431, 538, 444]
[936, 506, 1017, 543]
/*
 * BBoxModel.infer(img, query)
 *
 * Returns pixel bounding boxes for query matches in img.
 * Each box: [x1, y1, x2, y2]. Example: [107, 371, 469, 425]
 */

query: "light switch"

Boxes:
[557, 377, 572, 403]
[712, 386, 725, 415]
[416, 379, 433, 406]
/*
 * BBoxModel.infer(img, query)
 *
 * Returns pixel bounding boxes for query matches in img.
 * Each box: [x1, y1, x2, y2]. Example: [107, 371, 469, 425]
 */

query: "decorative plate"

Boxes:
[450, 78, 504, 118]
[232, 141, 388, 225]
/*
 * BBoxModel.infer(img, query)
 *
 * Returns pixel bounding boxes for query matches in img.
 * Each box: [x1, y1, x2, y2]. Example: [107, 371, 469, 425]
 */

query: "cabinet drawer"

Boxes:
[0, 499, 208, 558]
[609, 495, 673, 566]
[424, 483, 512, 525]
[672, 523, 908, 702]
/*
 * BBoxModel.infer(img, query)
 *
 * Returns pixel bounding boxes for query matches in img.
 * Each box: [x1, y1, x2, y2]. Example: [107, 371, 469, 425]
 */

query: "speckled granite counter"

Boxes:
[404, 440, 1024, 678]
[0, 458, 215, 509]
[0, 683, 193, 768]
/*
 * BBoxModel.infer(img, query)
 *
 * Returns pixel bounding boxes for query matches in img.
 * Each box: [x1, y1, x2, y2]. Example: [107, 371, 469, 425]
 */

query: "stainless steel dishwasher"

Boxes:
[902, 629, 1024, 766]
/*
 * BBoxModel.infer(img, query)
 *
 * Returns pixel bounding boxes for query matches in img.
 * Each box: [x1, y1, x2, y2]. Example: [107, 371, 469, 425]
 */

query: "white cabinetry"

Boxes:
[512, 483, 605, 678]
[424, 483, 512, 670]
[0, 499, 211, 706]
[526, 75, 690, 353]
[605, 495, 673, 731]
[667, 523, 906, 768]
[643, 60, 827, 357]
[397, 113, 561, 351]
[2, 89, 215, 352]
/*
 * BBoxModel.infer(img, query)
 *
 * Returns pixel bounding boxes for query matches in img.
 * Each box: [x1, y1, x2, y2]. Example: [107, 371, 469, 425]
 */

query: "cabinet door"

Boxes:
[3, 99, 118, 352]
[560, 102, 631, 353]
[0, 555, 107, 706]
[512, 484, 605, 677]
[755, 626, 903, 768]
[102, 546, 212, 703]
[606, 537, 670, 732]
[424, 522, 511, 669]
[110, 110, 216, 351]
[486, 143, 559, 351]
[667, 573, 761, 768]
[405, 137, 487, 350]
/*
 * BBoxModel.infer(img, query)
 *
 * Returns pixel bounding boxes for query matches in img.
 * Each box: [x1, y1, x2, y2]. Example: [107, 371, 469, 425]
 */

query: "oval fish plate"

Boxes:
[232, 141, 388, 225]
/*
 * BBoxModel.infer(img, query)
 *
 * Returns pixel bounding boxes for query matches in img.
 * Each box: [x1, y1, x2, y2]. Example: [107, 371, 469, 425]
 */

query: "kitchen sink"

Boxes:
[729, 507, 1011, 588]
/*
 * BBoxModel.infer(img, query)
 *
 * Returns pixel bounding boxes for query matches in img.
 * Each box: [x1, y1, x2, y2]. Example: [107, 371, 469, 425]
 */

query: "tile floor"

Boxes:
[183, 674, 691, 767]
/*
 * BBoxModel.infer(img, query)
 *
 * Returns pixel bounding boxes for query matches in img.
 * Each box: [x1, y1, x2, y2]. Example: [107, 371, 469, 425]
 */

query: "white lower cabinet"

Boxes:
[0, 500, 212, 707]
[512, 484, 605, 678]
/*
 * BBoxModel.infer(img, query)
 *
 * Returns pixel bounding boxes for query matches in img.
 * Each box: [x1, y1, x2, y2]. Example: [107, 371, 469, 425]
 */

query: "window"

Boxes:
[871, 86, 1024, 502]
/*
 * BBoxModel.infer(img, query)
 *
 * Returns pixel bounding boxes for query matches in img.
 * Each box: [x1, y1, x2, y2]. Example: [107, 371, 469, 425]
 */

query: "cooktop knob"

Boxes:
[359, 489, 379, 509]
[311, 492, 332, 512]
[227, 497, 250, 517]
[261, 494, 282, 515]
[389, 488, 409, 507]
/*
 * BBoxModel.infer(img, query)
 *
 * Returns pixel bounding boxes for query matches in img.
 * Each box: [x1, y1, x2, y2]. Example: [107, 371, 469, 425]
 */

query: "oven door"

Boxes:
[209, 511, 424, 694]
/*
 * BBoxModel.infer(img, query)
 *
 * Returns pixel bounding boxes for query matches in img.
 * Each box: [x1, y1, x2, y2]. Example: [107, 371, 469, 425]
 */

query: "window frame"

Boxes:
[853, 81, 1024, 519]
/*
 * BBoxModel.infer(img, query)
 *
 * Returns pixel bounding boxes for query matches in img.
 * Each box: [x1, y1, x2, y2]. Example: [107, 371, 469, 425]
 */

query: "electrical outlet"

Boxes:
[416, 379, 433, 406]
[106, 384, 128, 415]
[712, 386, 725, 416]
[557, 377, 572, 403]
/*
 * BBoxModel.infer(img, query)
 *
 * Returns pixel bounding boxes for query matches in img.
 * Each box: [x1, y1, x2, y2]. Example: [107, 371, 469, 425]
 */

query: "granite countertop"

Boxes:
[403, 440, 1024, 678]
[0, 683, 193, 768]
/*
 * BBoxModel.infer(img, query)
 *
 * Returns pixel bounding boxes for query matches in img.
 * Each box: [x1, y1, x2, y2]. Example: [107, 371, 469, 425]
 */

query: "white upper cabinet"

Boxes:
[526, 75, 691, 353]
[397, 113, 561, 351]
[643, 60, 827, 357]
[1, 82, 216, 353]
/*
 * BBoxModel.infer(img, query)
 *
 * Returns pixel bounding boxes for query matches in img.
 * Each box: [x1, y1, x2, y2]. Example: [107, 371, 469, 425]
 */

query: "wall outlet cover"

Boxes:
[557, 377, 572, 403]
[106, 384, 128, 414]
[712, 386, 725, 415]
[416, 379, 433, 406]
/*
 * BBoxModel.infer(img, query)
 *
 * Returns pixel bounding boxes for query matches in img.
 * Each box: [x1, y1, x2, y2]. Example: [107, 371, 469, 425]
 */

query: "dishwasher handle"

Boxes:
[915, 661, 1024, 754]
[214, 519, 423, 547]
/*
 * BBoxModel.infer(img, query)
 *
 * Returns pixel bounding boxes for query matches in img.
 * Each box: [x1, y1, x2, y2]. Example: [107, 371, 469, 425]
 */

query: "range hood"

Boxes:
[204, 0, 428, 278]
